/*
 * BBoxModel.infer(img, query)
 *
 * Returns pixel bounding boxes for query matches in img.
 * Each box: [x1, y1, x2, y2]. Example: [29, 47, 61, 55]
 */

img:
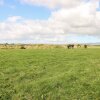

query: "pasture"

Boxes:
[0, 48, 100, 100]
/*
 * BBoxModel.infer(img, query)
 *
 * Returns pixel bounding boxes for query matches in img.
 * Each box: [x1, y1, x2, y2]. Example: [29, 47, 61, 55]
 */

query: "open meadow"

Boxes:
[0, 48, 100, 100]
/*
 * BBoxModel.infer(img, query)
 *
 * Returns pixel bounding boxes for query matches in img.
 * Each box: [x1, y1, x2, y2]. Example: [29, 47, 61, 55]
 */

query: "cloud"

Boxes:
[0, 17, 65, 42]
[6, 16, 23, 22]
[49, 1, 100, 35]
[19, 0, 86, 9]
[0, 1, 100, 43]
[19, 0, 99, 9]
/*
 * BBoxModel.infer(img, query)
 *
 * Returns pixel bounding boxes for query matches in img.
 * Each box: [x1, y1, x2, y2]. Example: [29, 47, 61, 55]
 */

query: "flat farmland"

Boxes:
[0, 48, 100, 100]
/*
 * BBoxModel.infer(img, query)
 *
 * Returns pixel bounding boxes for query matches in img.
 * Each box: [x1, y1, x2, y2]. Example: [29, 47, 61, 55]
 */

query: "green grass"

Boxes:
[0, 48, 100, 100]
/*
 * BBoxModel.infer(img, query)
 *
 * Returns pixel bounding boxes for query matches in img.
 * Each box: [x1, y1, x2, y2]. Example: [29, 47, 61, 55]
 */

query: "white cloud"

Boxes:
[20, 0, 86, 9]
[19, 0, 100, 9]
[6, 16, 23, 22]
[49, 1, 100, 35]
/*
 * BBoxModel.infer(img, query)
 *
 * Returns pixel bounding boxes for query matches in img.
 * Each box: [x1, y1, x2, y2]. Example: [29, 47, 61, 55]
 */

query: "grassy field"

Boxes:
[0, 48, 100, 100]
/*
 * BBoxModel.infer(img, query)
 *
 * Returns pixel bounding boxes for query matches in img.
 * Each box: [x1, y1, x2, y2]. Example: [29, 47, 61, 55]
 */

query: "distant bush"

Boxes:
[20, 46, 26, 49]
[54, 45, 61, 48]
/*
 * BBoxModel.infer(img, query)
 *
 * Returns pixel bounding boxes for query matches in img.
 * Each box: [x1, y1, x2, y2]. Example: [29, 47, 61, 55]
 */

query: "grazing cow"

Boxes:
[67, 44, 74, 49]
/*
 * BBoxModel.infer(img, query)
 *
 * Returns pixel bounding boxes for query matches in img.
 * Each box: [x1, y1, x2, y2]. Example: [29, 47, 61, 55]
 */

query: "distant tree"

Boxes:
[77, 44, 81, 48]
[5, 43, 8, 49]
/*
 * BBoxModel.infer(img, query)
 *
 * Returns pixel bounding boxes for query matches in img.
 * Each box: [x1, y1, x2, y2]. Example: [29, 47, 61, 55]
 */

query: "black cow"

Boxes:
[67, 44, 74, 49]
[84, 45, 87, 48]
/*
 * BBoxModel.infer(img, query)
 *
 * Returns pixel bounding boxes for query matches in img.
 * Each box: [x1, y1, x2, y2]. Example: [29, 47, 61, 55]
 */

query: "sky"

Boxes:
[0, 0, 100, 44]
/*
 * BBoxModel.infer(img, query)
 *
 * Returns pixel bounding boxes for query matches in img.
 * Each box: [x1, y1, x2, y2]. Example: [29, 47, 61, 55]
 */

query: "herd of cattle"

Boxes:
[67, 44, 88, 49]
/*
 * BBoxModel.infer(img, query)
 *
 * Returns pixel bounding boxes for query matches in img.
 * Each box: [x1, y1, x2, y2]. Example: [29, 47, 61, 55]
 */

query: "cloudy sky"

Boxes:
[0, 0, 100, 44]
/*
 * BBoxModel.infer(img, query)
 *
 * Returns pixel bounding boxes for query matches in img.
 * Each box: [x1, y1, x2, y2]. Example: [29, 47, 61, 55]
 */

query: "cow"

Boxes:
[84, 45, 87, 48]
[67, 44, 74, 49]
